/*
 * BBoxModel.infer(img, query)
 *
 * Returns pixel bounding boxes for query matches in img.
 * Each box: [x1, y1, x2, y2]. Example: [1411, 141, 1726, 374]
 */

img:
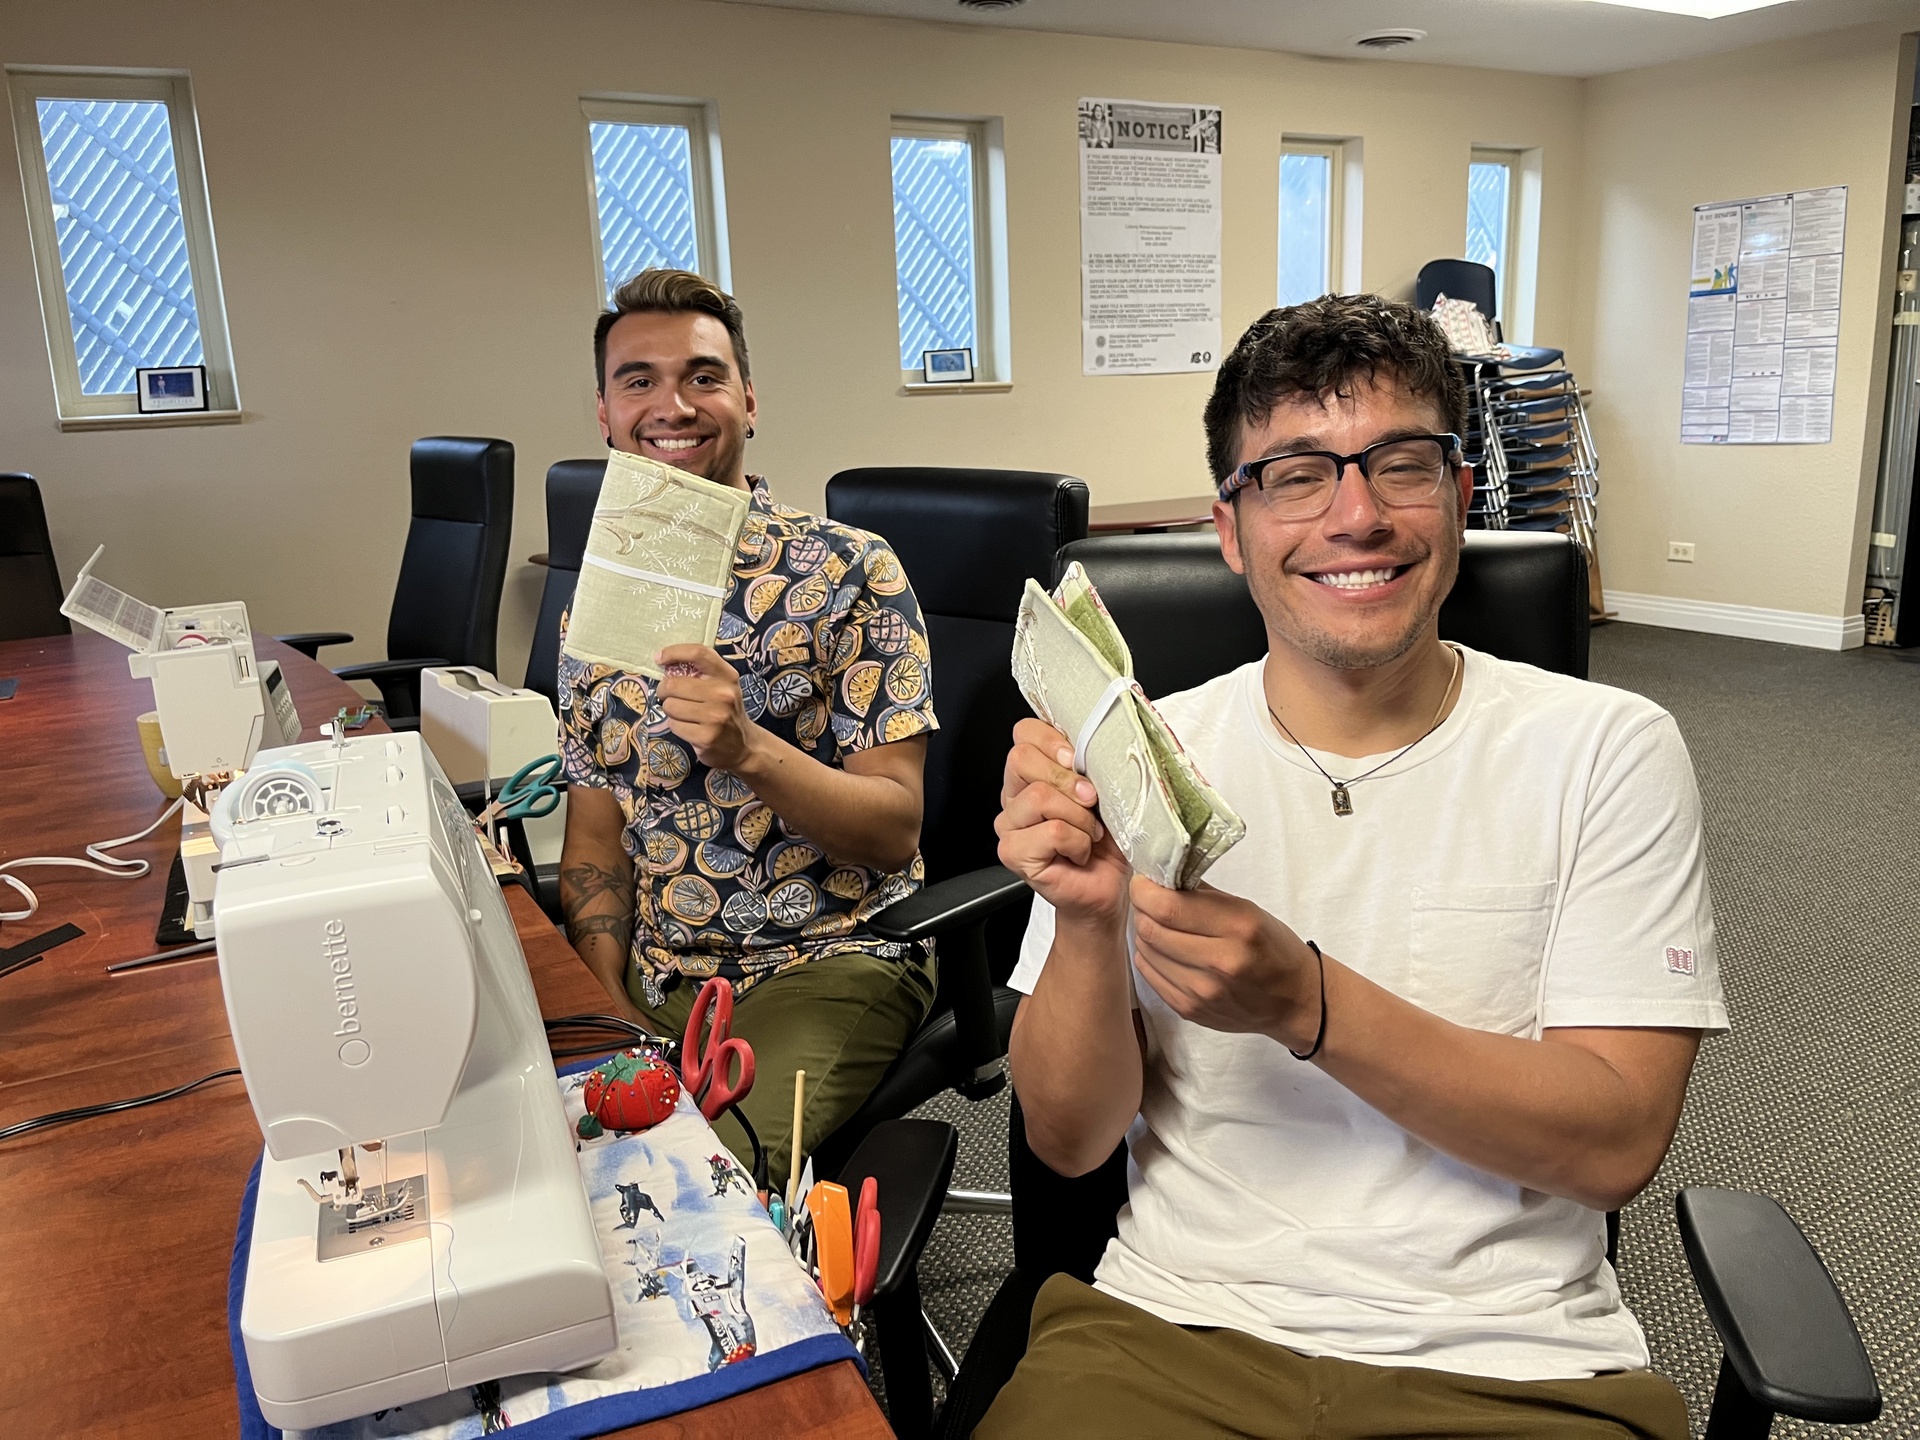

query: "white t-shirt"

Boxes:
[1009, 647, 1727, 1382]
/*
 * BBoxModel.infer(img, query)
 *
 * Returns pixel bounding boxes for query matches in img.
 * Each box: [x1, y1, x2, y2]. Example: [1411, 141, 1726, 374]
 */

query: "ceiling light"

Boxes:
[1574, 0, 1801, 17]
[1352, 28, 1428, 51]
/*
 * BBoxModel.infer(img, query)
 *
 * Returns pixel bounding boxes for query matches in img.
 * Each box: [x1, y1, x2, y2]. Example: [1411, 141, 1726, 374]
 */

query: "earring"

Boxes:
[746, 425, 756, 439]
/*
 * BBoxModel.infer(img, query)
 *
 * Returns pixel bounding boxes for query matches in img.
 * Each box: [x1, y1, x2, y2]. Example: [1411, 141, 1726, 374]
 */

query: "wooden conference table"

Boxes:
[0, 630, 889, 1440]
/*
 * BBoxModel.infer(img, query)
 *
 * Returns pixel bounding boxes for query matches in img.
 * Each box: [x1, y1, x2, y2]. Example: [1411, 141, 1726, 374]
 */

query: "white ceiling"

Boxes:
[714, 0, 1920, 78]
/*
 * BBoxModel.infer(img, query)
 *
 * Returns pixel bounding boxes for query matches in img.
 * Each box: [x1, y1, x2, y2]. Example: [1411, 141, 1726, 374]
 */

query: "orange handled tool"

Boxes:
[805, 1180, 856, 1326]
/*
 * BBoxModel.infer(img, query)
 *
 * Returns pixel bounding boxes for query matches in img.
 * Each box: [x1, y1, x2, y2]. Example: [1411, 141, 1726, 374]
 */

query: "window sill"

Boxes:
[898, 381, 1013, 396]
[56, 409, 245, 433]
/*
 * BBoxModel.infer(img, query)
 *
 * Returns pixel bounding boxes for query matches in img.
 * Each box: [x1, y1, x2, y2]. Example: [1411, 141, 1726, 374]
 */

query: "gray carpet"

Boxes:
[898, 623, 1920, 1437]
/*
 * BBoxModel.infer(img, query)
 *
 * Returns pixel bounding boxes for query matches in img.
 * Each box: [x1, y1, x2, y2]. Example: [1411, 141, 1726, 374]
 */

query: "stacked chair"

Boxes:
[1468, 360, 1600, 556]
[1416, 259, 1602, 577]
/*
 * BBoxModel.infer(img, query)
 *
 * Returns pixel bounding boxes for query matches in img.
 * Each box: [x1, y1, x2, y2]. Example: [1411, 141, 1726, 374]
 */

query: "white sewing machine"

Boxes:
[210, 731, 616, 1429]
[60, 546, 301, 936]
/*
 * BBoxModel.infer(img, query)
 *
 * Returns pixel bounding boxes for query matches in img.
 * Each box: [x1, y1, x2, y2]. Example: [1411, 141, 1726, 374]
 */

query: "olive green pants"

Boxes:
[976, 1276, 1689, 1440]
[629, 947, 936, 1196]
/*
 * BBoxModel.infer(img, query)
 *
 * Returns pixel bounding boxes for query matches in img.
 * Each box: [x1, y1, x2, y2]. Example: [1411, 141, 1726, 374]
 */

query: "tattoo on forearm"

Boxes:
[561, 860, 635, 953]
[566, 912, 634, 953]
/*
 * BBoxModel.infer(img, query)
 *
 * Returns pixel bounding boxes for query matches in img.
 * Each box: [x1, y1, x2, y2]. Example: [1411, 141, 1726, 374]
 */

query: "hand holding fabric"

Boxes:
[1128, 877, 1323, 1052]
[656, 644, 758, 772]
[996, 718, 1131, 930]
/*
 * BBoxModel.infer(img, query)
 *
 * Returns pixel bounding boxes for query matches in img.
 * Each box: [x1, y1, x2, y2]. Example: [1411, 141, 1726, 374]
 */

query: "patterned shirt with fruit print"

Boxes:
[559, 476, 938, 1002]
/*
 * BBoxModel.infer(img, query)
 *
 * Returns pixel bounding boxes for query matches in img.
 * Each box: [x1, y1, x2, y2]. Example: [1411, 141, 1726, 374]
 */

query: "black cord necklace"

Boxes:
[1266, 644, 1462, 817]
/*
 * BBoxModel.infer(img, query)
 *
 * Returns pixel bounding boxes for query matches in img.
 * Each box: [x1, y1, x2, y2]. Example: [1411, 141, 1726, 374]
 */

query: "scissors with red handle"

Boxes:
[681, 976, 755, 1121]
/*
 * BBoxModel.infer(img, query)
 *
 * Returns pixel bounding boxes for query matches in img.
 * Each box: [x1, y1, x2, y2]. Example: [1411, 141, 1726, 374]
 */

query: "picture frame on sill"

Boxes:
[921, 347, 974, 384]
[135, 365, 210, 414]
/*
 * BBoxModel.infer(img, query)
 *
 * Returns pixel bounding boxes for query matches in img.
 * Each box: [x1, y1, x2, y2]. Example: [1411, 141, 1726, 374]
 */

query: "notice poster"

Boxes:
[1683, 186, 1845, 445]
[1079, 97, 1222, 376]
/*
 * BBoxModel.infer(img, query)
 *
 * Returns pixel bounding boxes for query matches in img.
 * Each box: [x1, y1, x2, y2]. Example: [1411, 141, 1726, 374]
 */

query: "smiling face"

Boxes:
[597, 309, 756, 489]
[1214, 374, 1474, 671]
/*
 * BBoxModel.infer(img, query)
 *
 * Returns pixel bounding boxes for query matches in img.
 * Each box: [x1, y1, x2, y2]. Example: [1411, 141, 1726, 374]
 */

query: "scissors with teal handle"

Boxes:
[481, 754, 564, 824]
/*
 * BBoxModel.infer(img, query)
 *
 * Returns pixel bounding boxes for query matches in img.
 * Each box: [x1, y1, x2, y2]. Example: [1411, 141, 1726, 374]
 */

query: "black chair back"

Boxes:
[826, 468, 1089, 887]
[386, 437, 514, 674]
[524, 458, 605, 704]
[1416, 258, 1498, 321]
[0, 474, 68, 642]
[1057, 529, 1589, 690]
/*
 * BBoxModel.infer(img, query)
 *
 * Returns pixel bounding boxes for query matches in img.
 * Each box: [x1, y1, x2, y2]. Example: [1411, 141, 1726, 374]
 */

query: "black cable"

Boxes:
[728, 1101, 769, 1195]
[0, 1067, 242, 1144]
[543, 1014, 679, 1062]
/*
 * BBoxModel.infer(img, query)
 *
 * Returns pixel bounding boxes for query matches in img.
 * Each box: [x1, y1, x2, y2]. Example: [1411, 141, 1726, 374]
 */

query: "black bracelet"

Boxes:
[1288, 940, 1327, 1061]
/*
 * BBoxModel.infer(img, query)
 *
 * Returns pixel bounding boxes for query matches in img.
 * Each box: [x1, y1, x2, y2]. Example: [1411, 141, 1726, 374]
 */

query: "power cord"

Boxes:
[0, 1066, 241, 1144]
[0, 796, 185, 924]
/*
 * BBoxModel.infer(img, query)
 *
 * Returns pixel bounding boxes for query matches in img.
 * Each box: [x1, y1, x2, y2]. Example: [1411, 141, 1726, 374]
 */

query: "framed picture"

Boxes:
[135, 365, 209, 414]
[921, 347, 975, 384]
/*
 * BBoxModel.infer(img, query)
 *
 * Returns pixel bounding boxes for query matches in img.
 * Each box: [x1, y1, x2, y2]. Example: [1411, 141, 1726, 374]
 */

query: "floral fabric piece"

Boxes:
[560, 477, 938, 1002]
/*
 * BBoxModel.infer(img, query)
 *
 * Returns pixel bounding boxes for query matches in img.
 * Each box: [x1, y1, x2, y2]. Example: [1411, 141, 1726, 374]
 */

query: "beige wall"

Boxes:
[0, 0, 1587, 682]
[1574, 21, 1917, 629]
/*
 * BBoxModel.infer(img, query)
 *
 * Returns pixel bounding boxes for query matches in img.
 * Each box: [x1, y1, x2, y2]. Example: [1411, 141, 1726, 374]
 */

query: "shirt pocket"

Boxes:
[1406, 881, 1557, 1036]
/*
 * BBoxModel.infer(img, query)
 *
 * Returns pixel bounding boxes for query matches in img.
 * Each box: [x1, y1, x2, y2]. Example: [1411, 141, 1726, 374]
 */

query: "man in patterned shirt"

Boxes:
[558, 270, 938, 1191]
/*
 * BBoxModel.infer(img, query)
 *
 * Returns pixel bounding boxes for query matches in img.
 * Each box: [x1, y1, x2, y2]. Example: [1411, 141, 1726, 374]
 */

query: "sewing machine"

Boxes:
[210, 730, 617, 1429]
[59, 546, 301, 935]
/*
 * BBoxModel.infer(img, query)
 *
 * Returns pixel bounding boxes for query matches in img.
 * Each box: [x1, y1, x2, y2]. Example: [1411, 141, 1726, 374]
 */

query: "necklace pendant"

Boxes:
[1330, 784, 1353, 817]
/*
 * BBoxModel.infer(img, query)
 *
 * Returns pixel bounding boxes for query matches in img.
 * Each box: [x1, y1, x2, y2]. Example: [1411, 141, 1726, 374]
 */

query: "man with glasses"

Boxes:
[983, 294, 1722, 1438]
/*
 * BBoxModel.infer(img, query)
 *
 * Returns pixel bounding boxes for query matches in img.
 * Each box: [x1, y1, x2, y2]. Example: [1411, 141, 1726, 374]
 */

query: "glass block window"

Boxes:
[1467, 154, 1515, 319]
[1278, 148, 1334, 307]
[9, 69, 236, 422]
[891, 131, 978, 372]
[37, 99, 204, 396]
[589, 120, 698, 298]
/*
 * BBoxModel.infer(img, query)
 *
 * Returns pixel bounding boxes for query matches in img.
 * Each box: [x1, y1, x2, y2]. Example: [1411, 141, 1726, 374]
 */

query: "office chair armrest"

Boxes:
[274, 631, 354, 659]
[838, 1118, 959, 1300]
[1676, 1186, 1880, 1424]
[866, 865, 1030, 944]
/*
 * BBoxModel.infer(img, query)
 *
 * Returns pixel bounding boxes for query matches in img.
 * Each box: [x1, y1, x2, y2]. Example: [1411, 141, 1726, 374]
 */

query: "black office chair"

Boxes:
[0, 474, 69, 642]
[523, 458, 604, 708]
[819, 466, 1089, 1435]
[279, 437, 514, 730]
[1058, 529, 1589, 694]
[925, 531, 1877, 1439]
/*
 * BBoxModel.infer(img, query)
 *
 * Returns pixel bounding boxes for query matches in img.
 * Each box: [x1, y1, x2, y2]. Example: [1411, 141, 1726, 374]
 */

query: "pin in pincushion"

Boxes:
[577, 1049, 681, 1138]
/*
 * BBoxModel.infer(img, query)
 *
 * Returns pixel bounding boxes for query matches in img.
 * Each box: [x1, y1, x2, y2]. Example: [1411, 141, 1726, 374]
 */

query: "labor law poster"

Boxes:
[1682, 186, 1845, 445]
[1079, 97, 1223, 376]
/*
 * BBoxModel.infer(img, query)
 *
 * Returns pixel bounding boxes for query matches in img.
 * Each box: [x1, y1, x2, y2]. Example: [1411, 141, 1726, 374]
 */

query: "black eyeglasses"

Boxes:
[1218, 433, 1463, 518]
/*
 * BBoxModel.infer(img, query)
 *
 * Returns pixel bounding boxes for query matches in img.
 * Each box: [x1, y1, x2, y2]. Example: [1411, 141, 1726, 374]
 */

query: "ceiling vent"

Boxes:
[957, 0, 1027, 9]
[1352, 28, 1427, 51]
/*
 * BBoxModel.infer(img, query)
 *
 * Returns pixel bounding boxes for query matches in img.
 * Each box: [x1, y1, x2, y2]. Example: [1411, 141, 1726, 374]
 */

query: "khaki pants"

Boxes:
[976, 1276, 1689, 1440]
[629, 947, 936, 1196]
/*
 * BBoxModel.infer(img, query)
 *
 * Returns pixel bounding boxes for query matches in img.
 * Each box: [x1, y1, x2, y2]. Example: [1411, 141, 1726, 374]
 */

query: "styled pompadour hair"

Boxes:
[594, 268, 751, 393]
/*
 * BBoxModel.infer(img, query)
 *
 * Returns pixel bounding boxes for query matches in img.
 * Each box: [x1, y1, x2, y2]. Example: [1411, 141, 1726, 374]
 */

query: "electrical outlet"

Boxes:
[1667, 541, 1696, 563]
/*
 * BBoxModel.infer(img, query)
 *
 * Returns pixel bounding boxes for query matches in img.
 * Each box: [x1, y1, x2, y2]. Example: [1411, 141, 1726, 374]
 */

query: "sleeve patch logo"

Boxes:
[1665, 946, 1696, 976]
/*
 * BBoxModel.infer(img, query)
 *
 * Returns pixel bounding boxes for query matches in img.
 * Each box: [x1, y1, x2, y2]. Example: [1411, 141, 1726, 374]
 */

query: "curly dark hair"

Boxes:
[1202, 294, 1467, 483]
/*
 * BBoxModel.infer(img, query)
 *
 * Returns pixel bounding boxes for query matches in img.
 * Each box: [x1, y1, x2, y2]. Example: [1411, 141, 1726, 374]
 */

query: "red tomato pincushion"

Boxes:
[578, 1049, 680, 1138]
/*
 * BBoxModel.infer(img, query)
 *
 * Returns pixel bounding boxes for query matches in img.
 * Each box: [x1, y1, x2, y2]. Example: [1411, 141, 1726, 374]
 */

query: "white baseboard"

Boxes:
[1602, 591, 1865, 651]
